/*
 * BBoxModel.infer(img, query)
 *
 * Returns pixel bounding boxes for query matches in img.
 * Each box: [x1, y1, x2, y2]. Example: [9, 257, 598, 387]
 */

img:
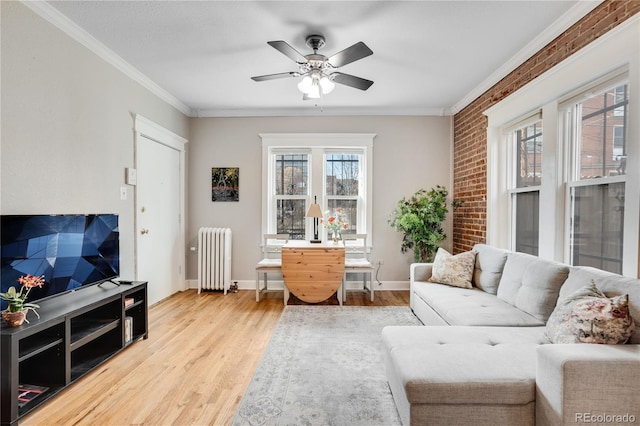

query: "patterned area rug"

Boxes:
[232, 305, 421, 426]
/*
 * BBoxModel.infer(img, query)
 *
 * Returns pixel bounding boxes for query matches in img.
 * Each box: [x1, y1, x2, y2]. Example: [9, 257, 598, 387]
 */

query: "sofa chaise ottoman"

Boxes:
[383, 244, 640, 425]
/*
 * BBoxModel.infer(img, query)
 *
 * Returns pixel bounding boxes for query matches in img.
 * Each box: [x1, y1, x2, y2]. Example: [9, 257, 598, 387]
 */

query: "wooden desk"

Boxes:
[281, 241, 345, 305]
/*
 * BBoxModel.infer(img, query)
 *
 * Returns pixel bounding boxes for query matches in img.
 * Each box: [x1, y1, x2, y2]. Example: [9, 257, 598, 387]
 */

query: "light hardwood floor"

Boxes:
[21, 289, 409, 426]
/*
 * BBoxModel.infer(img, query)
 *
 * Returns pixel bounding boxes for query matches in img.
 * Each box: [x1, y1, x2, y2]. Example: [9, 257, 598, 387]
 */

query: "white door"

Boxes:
[136, 135, 182, 305]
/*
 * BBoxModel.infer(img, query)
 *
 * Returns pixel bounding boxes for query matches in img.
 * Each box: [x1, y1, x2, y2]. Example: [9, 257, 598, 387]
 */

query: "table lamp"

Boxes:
[306, 196, 323, 243]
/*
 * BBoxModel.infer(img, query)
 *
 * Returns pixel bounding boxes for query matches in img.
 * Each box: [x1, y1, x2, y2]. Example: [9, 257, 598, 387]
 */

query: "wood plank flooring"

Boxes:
[21, 289, 409, 426]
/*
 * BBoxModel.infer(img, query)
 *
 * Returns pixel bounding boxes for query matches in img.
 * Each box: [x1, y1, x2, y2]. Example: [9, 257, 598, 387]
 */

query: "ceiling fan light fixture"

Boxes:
[319, 75, 335, 94]
[307, 82, 321, 99]
[297, 76, 313, 93]
[252, 36, 374, 100]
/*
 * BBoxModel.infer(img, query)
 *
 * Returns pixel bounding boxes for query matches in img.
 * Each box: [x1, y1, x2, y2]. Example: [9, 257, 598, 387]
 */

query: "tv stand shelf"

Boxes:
[1, 281, 147, 426]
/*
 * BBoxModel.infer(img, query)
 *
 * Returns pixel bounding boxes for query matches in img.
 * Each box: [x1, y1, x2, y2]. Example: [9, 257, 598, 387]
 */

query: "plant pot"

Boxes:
[2, 310, 26, 327]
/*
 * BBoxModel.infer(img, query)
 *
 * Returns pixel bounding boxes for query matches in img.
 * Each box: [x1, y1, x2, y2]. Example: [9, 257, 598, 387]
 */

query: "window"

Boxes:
[485, 23, 639, 277]
[508, 117, 542, 255]
[326, 153, 360, 235]
[564, 82, 628, 273]
[575, 84, 628, 179]
[274, 153, 308, 239]
[261, 134, 374, 243]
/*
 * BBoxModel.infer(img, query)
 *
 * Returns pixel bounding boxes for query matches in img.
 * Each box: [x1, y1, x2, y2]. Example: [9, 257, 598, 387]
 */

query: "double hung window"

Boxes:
[273, 152, 309, 239]
[262, 134, 374, 242]
[486, 24, 639, 276]
[507, 116, 542, 255]
[325, 153, 361, 235]
[563, 80, 628, 273]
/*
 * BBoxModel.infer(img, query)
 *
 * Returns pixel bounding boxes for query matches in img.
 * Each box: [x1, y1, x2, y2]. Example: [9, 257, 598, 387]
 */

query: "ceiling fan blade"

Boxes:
[328, 42, 373, 68]
[267, 41, 307, 63]
[331, 72, 374, 91]
[251, 72, 299, 82]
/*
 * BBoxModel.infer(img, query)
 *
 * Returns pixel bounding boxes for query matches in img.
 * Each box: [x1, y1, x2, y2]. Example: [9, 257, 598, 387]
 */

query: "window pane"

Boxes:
[326, 154, 359, 196]
[514, 191, 539, 255]
[578, 84, 627, 179]
[327, 199, 357, 235]
[275, 154, 308, 195]
[276, 199, 306, 240]
[571, 182, 624, 273]
[516, 121, 542, 187]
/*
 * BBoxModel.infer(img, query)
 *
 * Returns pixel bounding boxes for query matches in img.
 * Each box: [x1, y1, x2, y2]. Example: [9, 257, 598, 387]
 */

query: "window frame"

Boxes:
[483, 17, 640, 277]
[560, 77, 629, 274]
[261, 133, 375, 244]
[324, 151, 363, 236]
[504, 112, 543, 255]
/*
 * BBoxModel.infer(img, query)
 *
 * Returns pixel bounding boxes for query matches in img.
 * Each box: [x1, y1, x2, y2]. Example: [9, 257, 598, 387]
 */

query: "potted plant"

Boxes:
[389, 186, 460, 263]
[1, 274, 44, 326]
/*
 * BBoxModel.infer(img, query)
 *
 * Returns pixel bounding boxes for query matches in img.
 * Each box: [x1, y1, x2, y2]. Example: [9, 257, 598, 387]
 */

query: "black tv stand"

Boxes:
[0, 281, 148, 426]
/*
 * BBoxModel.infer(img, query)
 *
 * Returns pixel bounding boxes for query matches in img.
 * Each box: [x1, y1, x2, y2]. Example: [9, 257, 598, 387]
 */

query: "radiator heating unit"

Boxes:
[197, 227, 232, 294]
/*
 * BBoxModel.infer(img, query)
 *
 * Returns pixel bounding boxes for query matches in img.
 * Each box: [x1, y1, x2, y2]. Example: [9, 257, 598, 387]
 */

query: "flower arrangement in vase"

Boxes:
[322, 208, 349, 243]
[1, 274, 44, 327]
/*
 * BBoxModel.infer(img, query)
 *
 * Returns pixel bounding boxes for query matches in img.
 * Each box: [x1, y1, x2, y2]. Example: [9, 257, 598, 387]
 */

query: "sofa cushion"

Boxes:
[382, 326, 548, 405]
[497, 252, 569, 322]
[413, 282, 544, 326]
[472, 244, 509, 295]
[546, 282, 635, 344]
[428, 248, 476, 289]
[560, 266, 640, 344]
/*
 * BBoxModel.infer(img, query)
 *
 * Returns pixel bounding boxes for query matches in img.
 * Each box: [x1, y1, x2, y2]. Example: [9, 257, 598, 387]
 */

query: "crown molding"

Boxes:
[450, 0, 603, 115]
[21, 0, 193, 116]
[194, 106, 451, 118]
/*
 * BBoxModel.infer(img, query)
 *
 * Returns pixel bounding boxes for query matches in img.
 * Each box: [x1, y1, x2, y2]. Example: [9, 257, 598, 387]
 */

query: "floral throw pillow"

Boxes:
[427, 248, 476, 289]
[546, 281, 635, 344]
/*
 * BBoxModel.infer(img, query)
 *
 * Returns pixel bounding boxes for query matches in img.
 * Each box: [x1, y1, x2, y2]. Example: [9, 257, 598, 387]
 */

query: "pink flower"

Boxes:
[17, 274, 45, 289]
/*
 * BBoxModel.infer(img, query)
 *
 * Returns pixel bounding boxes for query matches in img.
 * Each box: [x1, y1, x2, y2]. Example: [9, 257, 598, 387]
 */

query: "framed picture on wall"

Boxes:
[211, 167, 239, 202]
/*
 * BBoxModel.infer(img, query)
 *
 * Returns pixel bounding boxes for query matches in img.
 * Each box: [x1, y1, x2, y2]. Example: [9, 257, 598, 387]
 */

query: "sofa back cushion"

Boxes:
[497, 252, 570, 322]
[560, 266, 640, 344]
[472, 244, 509, 295]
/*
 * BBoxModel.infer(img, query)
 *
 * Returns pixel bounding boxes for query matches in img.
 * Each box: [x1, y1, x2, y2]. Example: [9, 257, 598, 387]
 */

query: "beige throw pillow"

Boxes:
[546, 281, 635, 344]
[428, 248, 476, 289]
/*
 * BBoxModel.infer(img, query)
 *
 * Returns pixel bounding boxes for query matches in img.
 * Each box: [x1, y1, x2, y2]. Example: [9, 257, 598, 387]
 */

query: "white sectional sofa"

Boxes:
[382, 244, 640, 425]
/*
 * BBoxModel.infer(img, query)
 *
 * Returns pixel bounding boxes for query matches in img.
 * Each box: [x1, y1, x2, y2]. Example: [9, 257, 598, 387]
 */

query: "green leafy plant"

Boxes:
[389, 186, 459, 263]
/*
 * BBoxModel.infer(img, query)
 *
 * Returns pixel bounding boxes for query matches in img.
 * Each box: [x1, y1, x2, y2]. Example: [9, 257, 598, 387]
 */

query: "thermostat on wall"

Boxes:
[125, 167, 137, 185]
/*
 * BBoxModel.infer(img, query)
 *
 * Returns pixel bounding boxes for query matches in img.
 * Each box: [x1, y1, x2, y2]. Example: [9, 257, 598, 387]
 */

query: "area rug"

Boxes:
[232, 305, 421, 426]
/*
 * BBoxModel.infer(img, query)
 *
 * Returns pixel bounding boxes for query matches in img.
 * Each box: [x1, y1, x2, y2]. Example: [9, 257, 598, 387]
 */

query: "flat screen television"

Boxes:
[1, 214, 119, 308]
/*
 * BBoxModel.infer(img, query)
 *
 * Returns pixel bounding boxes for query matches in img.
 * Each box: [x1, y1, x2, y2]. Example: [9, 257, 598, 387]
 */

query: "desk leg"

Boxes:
[284, 284, 290, 306]
[255, 271, 260, 302]
[342, 278, 347, 305]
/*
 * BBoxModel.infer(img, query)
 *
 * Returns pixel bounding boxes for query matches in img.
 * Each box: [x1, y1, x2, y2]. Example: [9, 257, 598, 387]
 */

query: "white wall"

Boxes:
[1, 2, 453, 290]
[1, 2, 189, 279]
[188, 116, 452, 286]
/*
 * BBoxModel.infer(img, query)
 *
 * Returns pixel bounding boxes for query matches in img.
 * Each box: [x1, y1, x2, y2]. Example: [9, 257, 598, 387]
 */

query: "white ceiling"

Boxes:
[40, 1, 598, 117]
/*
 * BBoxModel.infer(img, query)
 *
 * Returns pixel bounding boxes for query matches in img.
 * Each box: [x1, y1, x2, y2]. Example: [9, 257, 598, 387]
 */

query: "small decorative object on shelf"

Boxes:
[125, 316, 133, 343]
[1, 274, 44, 327]
[322, 208, 349, 244]
[18, 384, 49, 408]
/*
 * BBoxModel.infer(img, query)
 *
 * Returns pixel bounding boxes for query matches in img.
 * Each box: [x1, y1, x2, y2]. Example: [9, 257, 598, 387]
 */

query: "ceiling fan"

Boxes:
[251, 35, 374, 99]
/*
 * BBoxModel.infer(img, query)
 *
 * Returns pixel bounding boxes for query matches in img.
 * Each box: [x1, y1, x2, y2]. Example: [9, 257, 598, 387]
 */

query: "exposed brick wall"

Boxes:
[452, 0, 640, 253]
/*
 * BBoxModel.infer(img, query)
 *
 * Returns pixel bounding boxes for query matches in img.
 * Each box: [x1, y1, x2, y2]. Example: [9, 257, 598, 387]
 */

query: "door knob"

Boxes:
[140, 228, 149, 235]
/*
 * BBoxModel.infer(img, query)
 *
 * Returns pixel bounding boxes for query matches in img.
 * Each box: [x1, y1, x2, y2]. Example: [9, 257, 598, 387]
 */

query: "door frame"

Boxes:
[133, 114, 188, 291]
